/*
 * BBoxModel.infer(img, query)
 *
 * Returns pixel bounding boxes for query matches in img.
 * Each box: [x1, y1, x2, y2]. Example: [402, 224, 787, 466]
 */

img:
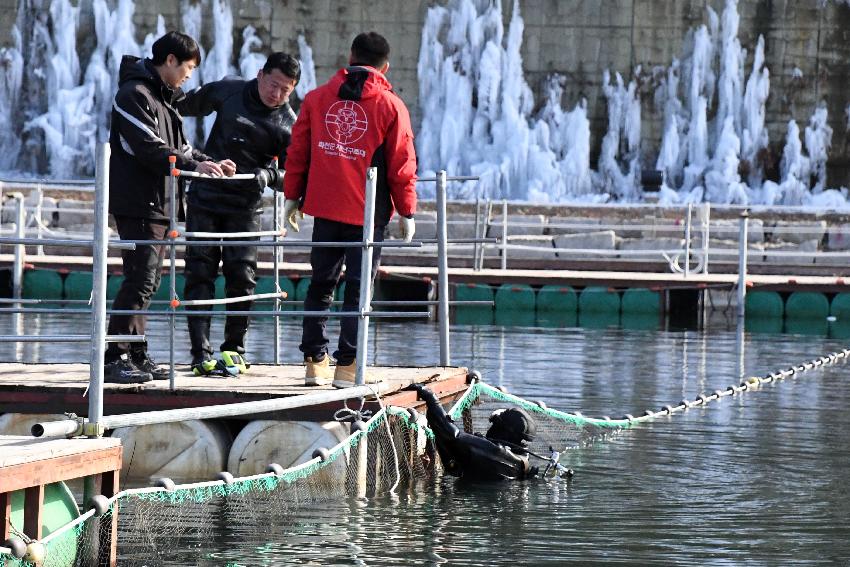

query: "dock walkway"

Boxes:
[0, 363, 469, 419]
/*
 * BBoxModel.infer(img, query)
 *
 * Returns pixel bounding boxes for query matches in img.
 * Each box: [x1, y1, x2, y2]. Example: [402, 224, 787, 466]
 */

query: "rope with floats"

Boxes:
[463, 348, 850, 430]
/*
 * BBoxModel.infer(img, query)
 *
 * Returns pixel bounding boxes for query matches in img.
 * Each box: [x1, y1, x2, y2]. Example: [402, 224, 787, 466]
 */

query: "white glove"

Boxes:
[283, 199, 303, 232]
[399, 216, 415, 243]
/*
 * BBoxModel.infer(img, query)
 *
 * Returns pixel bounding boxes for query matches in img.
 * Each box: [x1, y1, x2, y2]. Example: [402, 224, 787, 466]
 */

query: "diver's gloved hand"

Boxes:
[399, 215, 415, 243]
[283, 199, 303, 232]
[404, 382, 427, 392]
[253, 167, 282, 191]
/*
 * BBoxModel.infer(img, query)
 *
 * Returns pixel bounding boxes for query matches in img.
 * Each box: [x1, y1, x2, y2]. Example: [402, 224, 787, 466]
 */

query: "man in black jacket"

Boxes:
[106, 31, 235, 384]
[410, 384, 538, 481]
[177, 52, 300, 373]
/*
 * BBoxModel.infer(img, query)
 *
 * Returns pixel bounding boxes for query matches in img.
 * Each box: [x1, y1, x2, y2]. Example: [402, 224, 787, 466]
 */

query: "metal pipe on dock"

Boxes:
[500, 200, 508, 271]
[32, 380, 396, 438]
[12, 194, 24, 300]
[88, 143, 110, 431]
[168, 158, 178, 389]
[737, 210, 749, 319]
[355, 167, 378, 386]
[273, 156, 281, 365]
[436, 170, 451, 366]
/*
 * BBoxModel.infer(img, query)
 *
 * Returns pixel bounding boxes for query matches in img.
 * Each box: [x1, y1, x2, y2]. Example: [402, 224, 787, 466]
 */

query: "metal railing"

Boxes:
[1, 144, 489, 437]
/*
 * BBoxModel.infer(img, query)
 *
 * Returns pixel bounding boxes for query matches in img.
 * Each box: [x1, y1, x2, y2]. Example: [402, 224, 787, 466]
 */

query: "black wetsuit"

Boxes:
[416, 386, 535, 481]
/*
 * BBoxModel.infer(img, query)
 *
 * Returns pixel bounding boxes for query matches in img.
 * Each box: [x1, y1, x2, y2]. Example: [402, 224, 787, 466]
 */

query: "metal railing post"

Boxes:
[87, 143, 110, 433]
[12, 194, 25, 300]
[684, 203, 692, 277]
[473, 197, 481, 270]
[701, 203, 711, 275]
[272, 156, 281, 365]
[355, 167, 377, 386]
[500, 200, 508, 271]
[168, 156, 178, 388]
[436, 170, 451, 366]
[479, 200, 493, 271]
[35, 185, 44, 255]
[736, 209, 749, 319]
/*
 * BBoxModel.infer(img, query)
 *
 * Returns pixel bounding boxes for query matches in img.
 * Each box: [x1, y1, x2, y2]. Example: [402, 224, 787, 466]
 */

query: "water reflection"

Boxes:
[1, 312, 850, 563]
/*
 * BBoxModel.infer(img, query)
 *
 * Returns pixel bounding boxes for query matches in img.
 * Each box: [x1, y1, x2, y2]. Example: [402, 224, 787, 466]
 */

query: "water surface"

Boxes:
[2, 312, 849, 565]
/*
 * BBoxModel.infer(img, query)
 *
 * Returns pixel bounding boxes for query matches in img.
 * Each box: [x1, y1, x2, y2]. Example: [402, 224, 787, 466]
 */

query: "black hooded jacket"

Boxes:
[108, 56, 212, 221]
[178, 78, 297, 214]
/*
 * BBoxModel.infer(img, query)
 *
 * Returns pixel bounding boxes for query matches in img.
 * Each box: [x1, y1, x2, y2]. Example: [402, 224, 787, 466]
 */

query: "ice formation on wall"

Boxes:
[0, 0, 316, 176]
[415, 0, 846, 206]
[415, 0, 592, 202]
[0, 0, 845, 207]
[295, 35, 317, 100]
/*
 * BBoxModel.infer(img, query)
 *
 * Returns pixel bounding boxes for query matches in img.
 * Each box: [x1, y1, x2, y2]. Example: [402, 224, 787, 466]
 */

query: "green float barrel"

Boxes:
[494, 284, 535, 311]
[213, 275, 226, 310]
[785, 318, 828, 336]
[455, 307, 494, 326]
[254, 276, 296, 310]
[745, 318, 783, 334]
[63, 271, 93, 301]
[106, 275, 124, 300]
[578, 286, 621, 314]
[579, 311, 620, 329]
[455, 283, 494, 303]
[295, 277, 311, 302]
[785, 291, 829, 320]
[745, 291, 784, 319]
[537, 311, 577, 328]
[152, 273, 185, 308]
[22, 269, 63, 300]
[335, 281, 347, 301]
[621, 288, 661, 315]
[495, 309, 536, 327]
[621, 314, 660, 331]
[830, 293, 850, 321]
[10, 482, 78, 567]
[536, 285, 577, 312]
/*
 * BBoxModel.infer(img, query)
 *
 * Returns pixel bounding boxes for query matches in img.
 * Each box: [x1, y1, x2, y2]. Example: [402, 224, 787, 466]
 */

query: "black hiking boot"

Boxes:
[131, 351, 171, 381]
[104, 354, 152, 384]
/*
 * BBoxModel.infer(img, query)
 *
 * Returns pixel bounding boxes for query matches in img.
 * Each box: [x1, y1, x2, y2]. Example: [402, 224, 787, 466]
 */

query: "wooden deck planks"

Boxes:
[0, 363, 465, 395]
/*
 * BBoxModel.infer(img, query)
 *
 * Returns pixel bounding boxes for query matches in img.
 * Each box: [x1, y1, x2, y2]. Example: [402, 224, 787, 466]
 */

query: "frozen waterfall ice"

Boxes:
[0, 0, 846, 208]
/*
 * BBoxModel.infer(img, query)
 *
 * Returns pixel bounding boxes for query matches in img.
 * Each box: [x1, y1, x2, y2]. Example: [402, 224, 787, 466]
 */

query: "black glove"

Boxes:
[404, 382, 427, 392]
[253, 167, 282, 191]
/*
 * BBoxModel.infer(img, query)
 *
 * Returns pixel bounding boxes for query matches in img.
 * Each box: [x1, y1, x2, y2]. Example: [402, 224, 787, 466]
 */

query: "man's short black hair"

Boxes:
[151, 31, 201, 66]
[262, 52, 301, 83]
[350, 32, 390, 68]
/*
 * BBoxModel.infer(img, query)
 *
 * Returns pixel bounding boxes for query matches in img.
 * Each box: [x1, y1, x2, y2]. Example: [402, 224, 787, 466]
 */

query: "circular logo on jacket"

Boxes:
[325, 100, 368, 145]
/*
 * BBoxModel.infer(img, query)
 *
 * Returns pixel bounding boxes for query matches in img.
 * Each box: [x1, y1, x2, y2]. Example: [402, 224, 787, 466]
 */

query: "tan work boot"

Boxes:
[332, 359, 382, 389]
[305, 355, 334, 386]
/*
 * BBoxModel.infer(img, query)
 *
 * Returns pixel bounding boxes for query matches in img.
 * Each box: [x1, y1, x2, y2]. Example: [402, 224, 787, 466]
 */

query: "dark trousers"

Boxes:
[105, 216, 169, 361]
[184, 206, 260, 360]
[300, 217, 385, 366]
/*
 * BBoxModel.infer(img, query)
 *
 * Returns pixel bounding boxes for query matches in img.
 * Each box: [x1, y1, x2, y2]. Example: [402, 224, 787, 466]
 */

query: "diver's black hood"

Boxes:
[486, 407, 537, 447]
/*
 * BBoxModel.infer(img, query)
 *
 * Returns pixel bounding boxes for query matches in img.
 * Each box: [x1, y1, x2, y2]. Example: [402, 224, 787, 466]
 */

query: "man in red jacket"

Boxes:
[283, 31, 417, 388]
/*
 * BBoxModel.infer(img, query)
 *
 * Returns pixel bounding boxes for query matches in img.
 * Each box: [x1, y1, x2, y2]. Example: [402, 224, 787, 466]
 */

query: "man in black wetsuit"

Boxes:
[410, 384, 538, 481]
[177, 53, 300, 373]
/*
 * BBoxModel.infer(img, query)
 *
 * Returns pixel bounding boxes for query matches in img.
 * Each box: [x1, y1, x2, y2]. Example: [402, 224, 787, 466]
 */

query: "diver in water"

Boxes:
[409, 383, 538, 481]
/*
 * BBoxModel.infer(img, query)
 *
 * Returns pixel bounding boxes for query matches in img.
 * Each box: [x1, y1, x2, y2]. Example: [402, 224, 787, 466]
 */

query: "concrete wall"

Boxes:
[3, 0, 849, 184]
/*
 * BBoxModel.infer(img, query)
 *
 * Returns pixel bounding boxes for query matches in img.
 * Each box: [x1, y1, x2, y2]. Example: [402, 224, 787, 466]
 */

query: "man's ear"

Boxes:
[166, 53, 177, 67]
[379, 61, 390, 74]
[256, 69, 264, 81]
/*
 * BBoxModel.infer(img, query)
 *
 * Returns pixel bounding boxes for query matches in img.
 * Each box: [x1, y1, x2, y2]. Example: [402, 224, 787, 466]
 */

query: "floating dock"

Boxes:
[0, 363, 469, 418]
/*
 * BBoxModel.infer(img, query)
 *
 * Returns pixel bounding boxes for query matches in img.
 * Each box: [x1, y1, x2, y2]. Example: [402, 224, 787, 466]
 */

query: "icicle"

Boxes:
[805, 106, 833, 194]
[740, 35, 770, 186]
[295, 35, 317, 100]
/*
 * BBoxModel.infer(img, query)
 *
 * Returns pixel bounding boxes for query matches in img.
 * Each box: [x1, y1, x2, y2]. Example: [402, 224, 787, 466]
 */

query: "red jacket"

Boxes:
[284, 66, 417, 226]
